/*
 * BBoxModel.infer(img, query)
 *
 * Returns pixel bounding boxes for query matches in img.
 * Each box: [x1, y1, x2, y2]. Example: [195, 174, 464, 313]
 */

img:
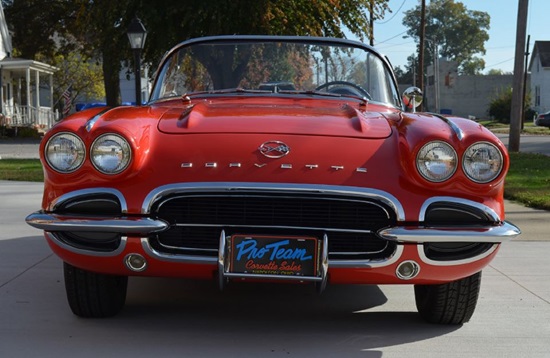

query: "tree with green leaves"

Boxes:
[5, 0, 391, 106]
[402, 0, 490, 75]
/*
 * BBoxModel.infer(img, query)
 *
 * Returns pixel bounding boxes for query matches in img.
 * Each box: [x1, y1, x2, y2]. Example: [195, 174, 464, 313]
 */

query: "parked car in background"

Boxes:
[26, 35, 520, 324]
[535, 111, 550, 128]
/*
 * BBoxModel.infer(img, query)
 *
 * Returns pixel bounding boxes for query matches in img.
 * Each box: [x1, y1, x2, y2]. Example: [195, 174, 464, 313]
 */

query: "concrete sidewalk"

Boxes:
[1, 181, 549, 357]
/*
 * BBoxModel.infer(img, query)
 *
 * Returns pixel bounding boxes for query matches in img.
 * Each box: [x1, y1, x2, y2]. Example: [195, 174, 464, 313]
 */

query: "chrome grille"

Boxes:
[150, 192, 397, 260]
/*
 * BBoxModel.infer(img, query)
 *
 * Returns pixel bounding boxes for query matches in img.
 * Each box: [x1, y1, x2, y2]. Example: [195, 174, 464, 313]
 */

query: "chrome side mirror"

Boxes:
[403, 87, 423, 113]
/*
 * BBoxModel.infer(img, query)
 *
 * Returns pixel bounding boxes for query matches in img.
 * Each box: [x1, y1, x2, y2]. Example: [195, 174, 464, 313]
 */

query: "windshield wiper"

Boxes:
[279, 90, 367, 101]
[185, 88, 273, 97]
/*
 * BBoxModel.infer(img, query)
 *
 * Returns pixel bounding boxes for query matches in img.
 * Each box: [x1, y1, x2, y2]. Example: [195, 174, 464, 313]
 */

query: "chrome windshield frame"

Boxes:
[148, 35, 401, 108]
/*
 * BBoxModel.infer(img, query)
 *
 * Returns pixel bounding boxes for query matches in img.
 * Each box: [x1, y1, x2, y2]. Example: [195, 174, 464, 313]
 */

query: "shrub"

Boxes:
[488, 86, 532, 124]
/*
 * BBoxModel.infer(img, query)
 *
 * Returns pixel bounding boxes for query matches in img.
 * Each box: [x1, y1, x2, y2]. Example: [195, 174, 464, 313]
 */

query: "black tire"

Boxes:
[63, 262, 128, 318]
[414, 271, 482, 324]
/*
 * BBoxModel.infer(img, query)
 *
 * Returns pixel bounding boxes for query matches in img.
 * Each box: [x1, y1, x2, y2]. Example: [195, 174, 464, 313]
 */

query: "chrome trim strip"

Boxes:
[329, 244, 404, 268]
[157, 242, 217, 253]
[417, 243, 499, 266]
[141, 238, 218, 263]
[49, 187, 128, 213]
[419, 196, 501, 222]
[85, 107, 112, 132]
[141, 182, 406, 221]
[223, 272, 323, 282]
[171, 223, 374, 234]
[318, 234, 329, 292]
[46, 232, 127, 257]
[25, 212, 168, 234]
[378, 221, 521, 243]
[141, 237, 403, 268]
[429, 113, 465, 141]
[218, 230, 227, 290]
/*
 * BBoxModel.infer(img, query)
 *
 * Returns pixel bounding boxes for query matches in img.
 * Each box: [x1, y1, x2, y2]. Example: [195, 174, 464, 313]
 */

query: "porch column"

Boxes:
[25, 68, 31, 126]
[0, 65, 3, 115]
[35, 69, 40, 109]
[25, 68, 30, 107]
[49, 74, 53, 109]
[49, 73, 54, 127]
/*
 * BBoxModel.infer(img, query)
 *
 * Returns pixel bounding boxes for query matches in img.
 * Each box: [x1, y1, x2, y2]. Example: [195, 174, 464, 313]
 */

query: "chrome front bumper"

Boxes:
[26, 211, 520, 243]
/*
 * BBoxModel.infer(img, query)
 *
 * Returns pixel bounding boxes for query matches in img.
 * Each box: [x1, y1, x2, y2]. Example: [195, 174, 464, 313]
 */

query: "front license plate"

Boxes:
[229, 235, 319, 278]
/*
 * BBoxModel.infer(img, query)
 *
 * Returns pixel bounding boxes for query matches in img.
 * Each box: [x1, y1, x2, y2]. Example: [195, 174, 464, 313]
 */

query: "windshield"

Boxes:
[150, 37, 400, 107]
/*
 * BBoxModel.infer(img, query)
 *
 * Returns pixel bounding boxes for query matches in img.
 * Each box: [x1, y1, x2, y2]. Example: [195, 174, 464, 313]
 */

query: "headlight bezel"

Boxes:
[90, 133, 132, 175]
[44, 132, 86, 174]
[462, 141, 504, 184]
[416, 140, 458, 183]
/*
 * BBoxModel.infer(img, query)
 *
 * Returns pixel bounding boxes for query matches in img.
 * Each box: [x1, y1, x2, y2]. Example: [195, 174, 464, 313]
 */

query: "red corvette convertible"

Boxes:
[26, 35, 520, 323]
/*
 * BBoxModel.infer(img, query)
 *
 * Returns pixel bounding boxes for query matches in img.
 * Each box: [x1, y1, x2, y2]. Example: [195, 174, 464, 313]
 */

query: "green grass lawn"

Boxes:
[0, 159, 44, 182]
[505, 152, 550, 210]
[479, 120, 550, 135]
[1, 153, 549, 211]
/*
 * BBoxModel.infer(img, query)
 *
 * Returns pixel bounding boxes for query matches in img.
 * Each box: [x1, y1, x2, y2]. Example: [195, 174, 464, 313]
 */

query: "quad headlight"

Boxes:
[90, 134, 132, 174]
[463, 142, 503, 183]
[45, 133, 86, 173]
[416, 141, 458, 182]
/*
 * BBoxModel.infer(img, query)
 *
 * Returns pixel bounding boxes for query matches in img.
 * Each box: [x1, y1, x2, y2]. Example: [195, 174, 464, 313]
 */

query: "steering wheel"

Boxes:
[315, 81, 371, 99]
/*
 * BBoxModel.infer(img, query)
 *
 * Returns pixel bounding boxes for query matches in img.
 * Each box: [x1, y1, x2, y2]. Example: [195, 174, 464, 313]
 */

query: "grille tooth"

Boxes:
[151, 193, 397, 260]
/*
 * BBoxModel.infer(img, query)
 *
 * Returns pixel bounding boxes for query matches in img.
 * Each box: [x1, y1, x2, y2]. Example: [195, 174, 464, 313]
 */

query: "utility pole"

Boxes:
[522, 35, 531, 130]
[509, 0, 529, 152]
[418, 0, 426, 111]
[369, 0, 374, 46]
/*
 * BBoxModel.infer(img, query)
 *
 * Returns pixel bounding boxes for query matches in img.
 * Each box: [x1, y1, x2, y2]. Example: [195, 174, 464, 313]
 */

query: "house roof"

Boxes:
[529, 41, 550, 71]
[0, 57, 58, 75]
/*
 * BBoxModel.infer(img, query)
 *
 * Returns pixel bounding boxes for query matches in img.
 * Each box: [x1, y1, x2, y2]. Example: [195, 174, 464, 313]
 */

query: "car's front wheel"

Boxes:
[63, 262, 128, 318]
[414, 271, 481, 324]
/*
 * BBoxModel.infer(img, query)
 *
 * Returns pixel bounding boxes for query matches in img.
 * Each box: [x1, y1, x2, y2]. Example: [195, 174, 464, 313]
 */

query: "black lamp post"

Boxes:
[127, 16, 147, 105]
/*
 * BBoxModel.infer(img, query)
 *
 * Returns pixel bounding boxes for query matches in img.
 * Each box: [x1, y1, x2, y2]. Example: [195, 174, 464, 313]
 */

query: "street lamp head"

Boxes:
[127, 16, 147, 50]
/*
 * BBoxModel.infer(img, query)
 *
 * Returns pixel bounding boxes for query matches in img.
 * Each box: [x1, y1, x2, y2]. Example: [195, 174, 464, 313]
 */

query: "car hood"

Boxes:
[157, 99, 393, 139]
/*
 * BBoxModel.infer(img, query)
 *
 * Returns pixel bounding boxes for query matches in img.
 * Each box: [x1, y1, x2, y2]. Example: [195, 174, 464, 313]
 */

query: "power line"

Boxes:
[376, 30, 409, 45]
[485, 57, 515, 69]
[375, 0, 407, 25]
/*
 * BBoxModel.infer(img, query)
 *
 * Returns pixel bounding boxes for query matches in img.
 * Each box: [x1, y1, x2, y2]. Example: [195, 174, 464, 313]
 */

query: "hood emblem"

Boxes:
[259, 141, 290, 158]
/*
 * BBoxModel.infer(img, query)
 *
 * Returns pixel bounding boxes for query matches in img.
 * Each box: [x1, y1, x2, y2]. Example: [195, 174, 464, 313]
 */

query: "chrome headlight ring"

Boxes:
[416, 141, 458, 183]
[90, 134, 132, 175]
[462, 142, 504, 183]
[45, 132, 86, 173]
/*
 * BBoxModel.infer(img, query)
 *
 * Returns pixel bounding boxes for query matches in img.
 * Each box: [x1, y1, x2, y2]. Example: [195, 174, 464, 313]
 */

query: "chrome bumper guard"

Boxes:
[378, 221, 521, 243]
[25, 212, 168, 234]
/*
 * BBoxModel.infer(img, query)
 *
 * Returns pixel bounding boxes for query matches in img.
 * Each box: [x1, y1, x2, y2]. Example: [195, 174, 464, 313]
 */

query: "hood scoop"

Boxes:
[158, 101, 392, 139]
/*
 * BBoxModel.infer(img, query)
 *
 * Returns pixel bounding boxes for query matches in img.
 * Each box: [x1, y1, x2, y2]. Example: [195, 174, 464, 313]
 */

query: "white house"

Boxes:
[529, 41, 550, 114]
[0, 2, 58, 131]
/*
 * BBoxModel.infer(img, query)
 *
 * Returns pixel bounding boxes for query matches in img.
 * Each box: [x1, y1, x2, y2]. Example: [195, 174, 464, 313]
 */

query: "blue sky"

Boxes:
[366, 0, 546, 73]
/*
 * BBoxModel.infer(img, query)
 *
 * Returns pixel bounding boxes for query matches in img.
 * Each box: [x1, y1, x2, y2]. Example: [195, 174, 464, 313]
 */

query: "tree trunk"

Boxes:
[102, 49, 122, 107]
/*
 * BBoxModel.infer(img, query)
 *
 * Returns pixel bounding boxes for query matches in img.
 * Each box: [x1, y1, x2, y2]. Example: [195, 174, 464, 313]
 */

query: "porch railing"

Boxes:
[1, 105, 59, 131]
